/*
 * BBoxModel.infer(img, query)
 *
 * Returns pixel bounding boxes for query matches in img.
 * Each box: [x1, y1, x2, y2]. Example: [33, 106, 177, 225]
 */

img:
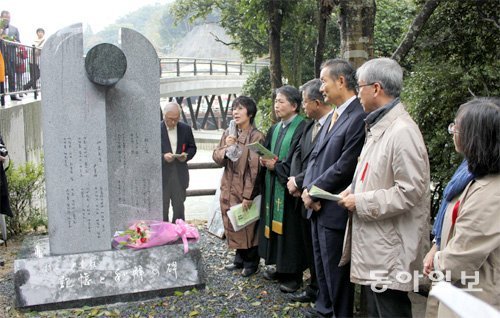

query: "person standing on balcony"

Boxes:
[161, 102, 197, 223]
[0, 10, 21, 101]
[213, 96, 265, 277]
[23, 28, 45, 91]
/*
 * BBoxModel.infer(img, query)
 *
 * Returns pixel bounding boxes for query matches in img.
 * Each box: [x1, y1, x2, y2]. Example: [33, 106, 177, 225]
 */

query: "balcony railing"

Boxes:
[0, 39, 41, 105]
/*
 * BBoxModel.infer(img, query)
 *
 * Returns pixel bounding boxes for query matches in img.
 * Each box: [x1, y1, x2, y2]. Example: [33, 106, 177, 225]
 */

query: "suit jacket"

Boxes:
[3, 25, 20, 42]
[303, 98, 366, 229]
[290, 119, 323, 218]
[161, 121, 197, 189]
[1, 25, 20, 64]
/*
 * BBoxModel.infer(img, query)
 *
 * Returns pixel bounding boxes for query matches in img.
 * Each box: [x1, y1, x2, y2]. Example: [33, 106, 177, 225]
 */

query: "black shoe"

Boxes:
[279, 280, 302, 293]
[225, 263, 243, 271]
[241, 266, 259, 277]
[289, 289, 317, 303]
[10, 95, 21, 101]
[262, 268, 279, 281]
[303, 308, 332, 318]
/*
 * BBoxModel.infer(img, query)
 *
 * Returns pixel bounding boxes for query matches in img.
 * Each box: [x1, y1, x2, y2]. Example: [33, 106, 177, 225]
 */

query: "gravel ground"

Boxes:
[0, 223, 312, 318]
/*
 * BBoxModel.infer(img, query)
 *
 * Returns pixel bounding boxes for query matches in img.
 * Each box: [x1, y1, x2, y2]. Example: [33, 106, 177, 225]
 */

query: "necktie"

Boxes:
[328, 110, 339, 132]
[311, 121, 321, 141]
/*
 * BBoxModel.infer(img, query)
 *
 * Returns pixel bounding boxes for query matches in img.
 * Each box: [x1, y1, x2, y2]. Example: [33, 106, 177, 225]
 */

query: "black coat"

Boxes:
[0, 135, 13, 217]
[160, 121, 197, 189]
[290, 119, 324, 218]
[258, 119, 308, 274]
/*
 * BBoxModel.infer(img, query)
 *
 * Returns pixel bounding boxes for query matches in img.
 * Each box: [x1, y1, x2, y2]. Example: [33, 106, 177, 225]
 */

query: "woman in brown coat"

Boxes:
[213, 96, 265, 277]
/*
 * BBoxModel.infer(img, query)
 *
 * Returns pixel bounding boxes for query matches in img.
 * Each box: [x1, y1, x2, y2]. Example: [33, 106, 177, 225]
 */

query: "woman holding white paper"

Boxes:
[213, 96, 265, 277]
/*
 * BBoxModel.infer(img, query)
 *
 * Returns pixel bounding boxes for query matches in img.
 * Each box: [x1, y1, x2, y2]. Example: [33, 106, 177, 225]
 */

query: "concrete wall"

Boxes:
[0, 100, 44, 166]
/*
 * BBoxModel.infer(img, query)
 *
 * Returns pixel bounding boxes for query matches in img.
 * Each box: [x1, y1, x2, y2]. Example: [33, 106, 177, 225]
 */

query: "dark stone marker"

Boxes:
[14, 236, 205, 310]
[85, 43, 127, 86]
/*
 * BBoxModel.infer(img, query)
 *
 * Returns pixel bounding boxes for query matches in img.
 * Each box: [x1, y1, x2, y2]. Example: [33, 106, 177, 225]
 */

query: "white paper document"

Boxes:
[309, 185, 342, 201]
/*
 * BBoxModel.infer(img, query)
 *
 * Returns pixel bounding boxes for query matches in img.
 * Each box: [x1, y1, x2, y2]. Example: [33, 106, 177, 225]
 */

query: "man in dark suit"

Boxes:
[161, 102, 197, 222]
[287, 79, 332, 303]
[301, 59, 366, 318]
[0, 10, 21, 101]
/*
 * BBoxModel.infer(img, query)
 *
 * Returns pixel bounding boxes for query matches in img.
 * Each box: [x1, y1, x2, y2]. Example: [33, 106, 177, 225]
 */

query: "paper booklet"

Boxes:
[309, 185, 342, 201]
[227, 195, 261, 231]
[247, 142, 275, 159]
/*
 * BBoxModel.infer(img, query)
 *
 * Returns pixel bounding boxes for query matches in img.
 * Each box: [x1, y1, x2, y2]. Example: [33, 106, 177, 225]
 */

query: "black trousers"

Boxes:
[234, 246, 259, 269]
[162, 176, 186, 223]
[311, 219, 354, 318]
[302, 217, 318, 293]
[364, 285, 412, 318]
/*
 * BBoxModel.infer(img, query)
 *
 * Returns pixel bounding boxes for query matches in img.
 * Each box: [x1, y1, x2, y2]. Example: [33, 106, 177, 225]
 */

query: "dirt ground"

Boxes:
[0, 234, 24, 316]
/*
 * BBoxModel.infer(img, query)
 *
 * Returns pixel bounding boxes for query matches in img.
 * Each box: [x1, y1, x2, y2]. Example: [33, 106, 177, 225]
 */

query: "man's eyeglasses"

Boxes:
[448, 122, 459, 135]
[356, 82, 380, 90]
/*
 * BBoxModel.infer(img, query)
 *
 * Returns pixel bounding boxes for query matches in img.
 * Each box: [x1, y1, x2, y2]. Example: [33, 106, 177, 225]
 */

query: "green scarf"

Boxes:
[264, 115, 303, 237]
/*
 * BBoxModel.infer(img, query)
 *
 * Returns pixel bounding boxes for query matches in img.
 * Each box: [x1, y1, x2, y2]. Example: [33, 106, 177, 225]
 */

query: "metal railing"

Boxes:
[186, 161, 220, 197]
[0, 48, 269, 106]
[0, 39, 41, 105]
[160, 57, 268, 77]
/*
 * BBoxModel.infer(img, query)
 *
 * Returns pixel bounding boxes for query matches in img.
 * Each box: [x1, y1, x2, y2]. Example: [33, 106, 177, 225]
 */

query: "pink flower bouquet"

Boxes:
[112, 219, 200, 253]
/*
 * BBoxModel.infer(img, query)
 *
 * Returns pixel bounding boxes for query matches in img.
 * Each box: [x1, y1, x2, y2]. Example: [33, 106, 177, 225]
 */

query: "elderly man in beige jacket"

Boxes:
[339, 57, 430, 318]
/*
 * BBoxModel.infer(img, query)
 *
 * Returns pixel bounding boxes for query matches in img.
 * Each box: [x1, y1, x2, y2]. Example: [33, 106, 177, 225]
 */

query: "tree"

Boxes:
[392, 0, 442, 63]
[337, 0, 376, 68]
[315, 0, 335, 76]
[403, 0, 500, 217]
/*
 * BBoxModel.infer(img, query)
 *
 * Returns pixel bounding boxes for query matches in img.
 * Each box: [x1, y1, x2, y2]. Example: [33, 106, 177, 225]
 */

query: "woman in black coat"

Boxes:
[0, 134, 13, 218]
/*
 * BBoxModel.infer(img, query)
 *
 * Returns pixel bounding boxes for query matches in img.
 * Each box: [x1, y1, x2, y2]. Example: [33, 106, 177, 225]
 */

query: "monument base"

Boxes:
[14, 235, 205, 311]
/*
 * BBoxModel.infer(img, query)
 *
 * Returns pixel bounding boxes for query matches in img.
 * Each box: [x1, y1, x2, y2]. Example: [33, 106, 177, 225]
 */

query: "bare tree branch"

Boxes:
[391, 0, 442, 63]
[209, 32, 238, 46]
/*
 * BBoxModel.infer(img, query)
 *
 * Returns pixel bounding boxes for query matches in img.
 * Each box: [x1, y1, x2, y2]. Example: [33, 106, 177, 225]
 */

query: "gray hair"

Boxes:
[356, 57, 403, 98]
[300, 79, 323, 103]
[320, 59, 357, 92]
[161, 101, 181, 116]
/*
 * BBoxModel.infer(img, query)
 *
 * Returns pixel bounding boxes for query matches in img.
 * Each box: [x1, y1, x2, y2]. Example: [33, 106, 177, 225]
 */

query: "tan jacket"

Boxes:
[213, 127, 265, 249]
[343, 102, 431, 291]
[437, 174, 500, 311]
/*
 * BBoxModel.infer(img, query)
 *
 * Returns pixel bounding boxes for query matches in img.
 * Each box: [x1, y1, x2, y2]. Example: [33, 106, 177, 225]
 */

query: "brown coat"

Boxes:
[213, 126, 265, 249]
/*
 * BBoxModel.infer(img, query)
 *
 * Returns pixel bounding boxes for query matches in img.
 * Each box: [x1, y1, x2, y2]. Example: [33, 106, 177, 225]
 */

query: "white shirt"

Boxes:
[167, 124, 178, 153]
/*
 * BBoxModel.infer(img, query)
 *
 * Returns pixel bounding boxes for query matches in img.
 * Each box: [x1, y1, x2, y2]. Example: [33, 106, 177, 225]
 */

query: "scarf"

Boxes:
[432, 160, 474, 249]
[264, 115, 303, 237]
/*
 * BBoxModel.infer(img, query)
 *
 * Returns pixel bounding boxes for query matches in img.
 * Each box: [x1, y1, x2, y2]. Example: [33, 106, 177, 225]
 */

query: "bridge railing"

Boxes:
[160, 57, 268, 77]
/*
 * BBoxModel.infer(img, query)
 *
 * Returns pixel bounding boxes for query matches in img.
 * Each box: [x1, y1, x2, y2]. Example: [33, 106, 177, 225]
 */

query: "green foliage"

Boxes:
[5, 161, 46, 236]
[374, 0, 416, 57]
[242, 67, 273, 132]
[403, 0, 500, 217]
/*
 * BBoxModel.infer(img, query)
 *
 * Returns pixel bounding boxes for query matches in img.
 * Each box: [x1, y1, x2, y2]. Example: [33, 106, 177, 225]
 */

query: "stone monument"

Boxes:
[14, 24, 205, 310]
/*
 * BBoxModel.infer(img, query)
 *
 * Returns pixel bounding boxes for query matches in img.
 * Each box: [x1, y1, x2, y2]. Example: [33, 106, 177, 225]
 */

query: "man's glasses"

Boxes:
[356, 82, 380, 90]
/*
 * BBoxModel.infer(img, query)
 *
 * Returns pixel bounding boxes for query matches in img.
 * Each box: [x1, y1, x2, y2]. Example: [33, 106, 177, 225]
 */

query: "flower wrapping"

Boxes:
[112, 219, 199, 253]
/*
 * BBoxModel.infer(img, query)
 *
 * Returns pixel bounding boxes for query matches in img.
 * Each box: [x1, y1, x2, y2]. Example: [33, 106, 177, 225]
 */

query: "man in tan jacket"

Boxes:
[339, 57, 430, 317]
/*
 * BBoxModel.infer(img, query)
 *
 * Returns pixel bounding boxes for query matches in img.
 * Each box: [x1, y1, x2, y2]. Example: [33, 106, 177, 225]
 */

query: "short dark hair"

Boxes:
[456, 97, 500, 176]
[232, 96, 257, 124]
[320, 59, 357, 92]
[300, 79, 323, 103]
[36, 28, 45, 34]
[275, 85, 301, 113]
